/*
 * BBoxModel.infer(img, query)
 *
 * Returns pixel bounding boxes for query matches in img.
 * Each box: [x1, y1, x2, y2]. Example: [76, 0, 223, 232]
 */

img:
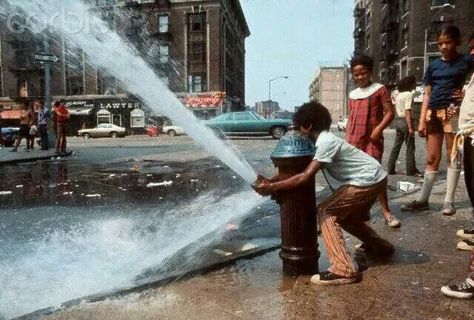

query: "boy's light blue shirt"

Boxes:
[313, 131, 387, 190]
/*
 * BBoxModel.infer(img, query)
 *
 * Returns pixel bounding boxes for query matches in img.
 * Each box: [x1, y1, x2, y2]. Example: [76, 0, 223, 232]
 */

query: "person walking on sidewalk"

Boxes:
[346, 54, 400, 228]
[441, 35, 474, 298]
[10, 102, 34, 152]
[254, 102, 394, 286]
[36, 100, 50, 151]
[402, 26, 473, 215]
[387, 76, 421, 176]
[54, 101, 70, 155]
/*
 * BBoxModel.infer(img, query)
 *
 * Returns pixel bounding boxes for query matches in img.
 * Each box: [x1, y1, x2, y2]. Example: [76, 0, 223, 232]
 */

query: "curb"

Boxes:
[0, 151, 73, 165]
[14, 238, 281, 320]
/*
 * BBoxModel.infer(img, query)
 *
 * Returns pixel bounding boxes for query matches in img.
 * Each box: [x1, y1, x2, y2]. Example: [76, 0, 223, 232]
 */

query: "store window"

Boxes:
[158, 15, 169, 33]
[130, 109, 145, 128]
[97, 109, 111, 125]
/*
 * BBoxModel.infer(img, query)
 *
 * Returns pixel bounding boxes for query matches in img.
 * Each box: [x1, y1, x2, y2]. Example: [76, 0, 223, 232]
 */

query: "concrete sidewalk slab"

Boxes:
[0, 148, 72, 165]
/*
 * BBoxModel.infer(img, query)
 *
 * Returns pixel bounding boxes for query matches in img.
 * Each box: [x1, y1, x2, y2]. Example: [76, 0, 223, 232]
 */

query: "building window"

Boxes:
[402, 27, 409, 47]
[159, 44, 169, 63]
[189, 13, 205, 32]
[158, 15, 169, 33]
[431, 0, 454, 6]
[188, 75, 206, 93]
[190, 42, 205, 63]
[403, 0, 410, 13]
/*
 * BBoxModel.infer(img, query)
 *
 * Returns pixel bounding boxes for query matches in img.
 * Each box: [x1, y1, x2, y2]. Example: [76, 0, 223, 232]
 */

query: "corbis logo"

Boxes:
[6, 8, 111, 36]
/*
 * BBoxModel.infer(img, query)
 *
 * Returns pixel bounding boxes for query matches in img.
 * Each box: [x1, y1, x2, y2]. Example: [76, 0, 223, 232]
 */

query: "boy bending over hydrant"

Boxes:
[254, 101, 394, 285]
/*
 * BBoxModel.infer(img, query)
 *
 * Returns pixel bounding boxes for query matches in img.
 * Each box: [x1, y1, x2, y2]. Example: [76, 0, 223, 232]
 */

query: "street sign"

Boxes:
[34, 53, 59, 63]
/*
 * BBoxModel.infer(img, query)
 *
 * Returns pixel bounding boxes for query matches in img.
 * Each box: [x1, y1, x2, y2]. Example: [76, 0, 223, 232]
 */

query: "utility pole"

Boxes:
[43, 34, 52, 109]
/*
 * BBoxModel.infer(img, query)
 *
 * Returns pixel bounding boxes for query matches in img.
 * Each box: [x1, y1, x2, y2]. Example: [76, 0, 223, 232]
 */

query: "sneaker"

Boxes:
[441, 202, 456, 216]
[355, 242, 394, 257]
[401, 200, 429, 211]
[310, 271, 360, 286]
[441, 278, 474, 299]
[10, 148, 17, 152]
[456, 229, 474, 241]
[386, 215, 401, 228]
[457, 239, 474, 251]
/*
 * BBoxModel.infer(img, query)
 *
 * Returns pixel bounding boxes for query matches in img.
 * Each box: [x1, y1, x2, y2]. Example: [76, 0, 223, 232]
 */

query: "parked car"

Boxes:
[337, 117, 348, 132]
[162, 125, 186, 137]
[0, 127, 19, 147]
[78, 123, 126, 139]
[203, 111, 291, 139]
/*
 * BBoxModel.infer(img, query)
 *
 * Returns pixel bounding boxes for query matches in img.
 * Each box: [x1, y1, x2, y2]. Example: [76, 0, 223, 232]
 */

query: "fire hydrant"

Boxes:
[270, 126, 319, 276]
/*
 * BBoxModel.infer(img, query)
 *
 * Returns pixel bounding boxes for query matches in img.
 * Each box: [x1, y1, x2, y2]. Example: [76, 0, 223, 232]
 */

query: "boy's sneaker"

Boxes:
[354, 242, 394, 257]
[401, 200, 429, 212]
[456, 229, 474, 241]
[441, 202, 456, 216]
[457, 239, 474, 251]
[310, 271, 360, 286]
[441, 278, 474, 299]
[386, 215, 401, 228]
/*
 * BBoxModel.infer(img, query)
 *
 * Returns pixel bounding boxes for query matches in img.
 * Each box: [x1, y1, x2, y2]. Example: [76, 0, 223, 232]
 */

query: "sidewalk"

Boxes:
[0, 147, 72, 165]
[32, 176, 474, 320]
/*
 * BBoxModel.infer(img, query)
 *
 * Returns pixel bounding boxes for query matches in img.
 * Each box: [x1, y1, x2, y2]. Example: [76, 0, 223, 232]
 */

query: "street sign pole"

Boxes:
[41, 35, 55, 148]
[43, 37, 52, 109]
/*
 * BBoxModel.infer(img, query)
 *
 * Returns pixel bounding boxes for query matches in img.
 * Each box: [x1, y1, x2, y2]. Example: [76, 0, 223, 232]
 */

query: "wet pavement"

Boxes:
[1, 131, 470, 319]
[39, 175, 474, 320]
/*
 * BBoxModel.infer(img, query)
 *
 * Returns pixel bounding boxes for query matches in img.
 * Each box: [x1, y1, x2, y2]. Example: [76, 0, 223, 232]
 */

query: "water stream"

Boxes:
[4, 0, 257, 183]
[0, 1, 269, 317]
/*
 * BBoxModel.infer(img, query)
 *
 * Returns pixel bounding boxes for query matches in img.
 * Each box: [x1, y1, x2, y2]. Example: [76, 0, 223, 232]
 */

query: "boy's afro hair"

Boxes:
[293, 101, 332, 132]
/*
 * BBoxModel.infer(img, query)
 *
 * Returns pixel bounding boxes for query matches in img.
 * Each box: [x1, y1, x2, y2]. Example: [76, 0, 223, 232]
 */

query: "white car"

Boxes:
[337, 118, 348, 132]
[162, 125, 186, 137]
[78, 123, 127, 139]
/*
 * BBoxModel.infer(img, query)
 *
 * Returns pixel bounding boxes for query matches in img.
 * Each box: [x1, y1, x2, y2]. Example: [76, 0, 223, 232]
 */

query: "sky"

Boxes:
[241, 0, 354, 111]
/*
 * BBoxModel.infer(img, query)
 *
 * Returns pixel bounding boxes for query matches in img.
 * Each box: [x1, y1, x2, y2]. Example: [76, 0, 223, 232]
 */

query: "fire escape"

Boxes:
[353, 4, 366, 55]
[379, 0, 399, 86]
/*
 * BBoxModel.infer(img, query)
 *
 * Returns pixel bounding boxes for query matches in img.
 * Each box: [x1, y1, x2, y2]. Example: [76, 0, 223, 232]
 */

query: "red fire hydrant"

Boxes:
[270, 126, 319, 276]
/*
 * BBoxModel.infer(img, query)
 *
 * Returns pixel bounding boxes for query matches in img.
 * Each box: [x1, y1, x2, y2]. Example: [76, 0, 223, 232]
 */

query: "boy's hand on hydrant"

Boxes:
[252, 174, 273, 196]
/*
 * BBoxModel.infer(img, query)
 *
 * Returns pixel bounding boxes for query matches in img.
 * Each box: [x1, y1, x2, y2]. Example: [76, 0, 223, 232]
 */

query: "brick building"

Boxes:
[353, 0, 474, 86]
[255, 100, 280, 118]
[0, 0, 249, 133]
[308, 66, 350, 122]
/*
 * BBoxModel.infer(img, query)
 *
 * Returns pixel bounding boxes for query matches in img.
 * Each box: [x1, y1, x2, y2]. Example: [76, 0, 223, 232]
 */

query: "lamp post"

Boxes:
[268, 76, 288, 101]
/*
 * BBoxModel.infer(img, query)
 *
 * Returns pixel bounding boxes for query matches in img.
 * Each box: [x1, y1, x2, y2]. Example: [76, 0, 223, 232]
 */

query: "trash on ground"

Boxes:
[85, 194, 102, 198]
[146, 181, 173, 188]
[397, 181, 417, 192]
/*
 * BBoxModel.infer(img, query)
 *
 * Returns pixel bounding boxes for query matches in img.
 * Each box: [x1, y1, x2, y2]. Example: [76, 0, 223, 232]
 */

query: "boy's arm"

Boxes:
[418, 86, 431, 137]
[256, 160, 321, 195]
[404, 109, 414, 136]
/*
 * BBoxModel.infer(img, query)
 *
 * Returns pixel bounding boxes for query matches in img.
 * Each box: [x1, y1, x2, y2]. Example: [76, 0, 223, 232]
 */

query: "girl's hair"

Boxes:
[470, 33, 474, 42]
[438, 25, 461, 44]
[293, 101, 332, 133]
[350, 54, 374, 71]
[397, 76, 416, 92]
[54, 101, 61, 107]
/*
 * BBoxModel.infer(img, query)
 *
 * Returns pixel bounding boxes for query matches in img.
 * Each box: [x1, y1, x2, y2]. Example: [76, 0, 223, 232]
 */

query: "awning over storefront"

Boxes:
[69, 108, 93, 116]
[0, 110, 21, 119]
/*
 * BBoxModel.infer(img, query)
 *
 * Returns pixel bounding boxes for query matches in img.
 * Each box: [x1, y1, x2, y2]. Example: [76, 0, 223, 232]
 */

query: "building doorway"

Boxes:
[112, 114, 122, 127]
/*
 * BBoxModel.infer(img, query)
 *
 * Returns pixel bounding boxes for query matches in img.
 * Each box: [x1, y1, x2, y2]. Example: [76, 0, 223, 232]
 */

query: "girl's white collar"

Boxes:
[349, 83, 384, 100]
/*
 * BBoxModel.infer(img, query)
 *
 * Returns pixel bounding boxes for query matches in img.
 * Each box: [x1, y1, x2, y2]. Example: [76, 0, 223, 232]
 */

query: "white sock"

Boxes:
[418, 171, 438, 203]
[444, 168, 461, 203]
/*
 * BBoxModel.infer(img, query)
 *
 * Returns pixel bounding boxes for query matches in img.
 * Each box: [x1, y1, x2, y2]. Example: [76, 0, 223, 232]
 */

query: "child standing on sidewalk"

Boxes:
[347, 55, 399, 228]
[254, 102, 394, 286]
[402, 26, 473, 215]
[441, 34, 474, 298]
[387, 76, 421, 176]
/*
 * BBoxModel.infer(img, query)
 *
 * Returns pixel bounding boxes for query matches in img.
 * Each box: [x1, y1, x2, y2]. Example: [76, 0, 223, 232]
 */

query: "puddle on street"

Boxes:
[0, 158, 247, 209]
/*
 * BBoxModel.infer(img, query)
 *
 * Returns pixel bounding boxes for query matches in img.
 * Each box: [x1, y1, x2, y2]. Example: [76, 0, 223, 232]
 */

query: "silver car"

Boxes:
[78, 123, 127, 139]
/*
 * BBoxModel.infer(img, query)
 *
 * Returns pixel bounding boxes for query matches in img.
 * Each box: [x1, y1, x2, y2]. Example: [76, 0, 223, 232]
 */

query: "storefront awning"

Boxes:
[0, 110, 21, 119]
[69, 108, 93, 116]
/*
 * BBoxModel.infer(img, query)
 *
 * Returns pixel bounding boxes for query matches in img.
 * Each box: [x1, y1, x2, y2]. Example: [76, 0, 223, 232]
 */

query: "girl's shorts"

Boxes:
[426, 108, 458, 134]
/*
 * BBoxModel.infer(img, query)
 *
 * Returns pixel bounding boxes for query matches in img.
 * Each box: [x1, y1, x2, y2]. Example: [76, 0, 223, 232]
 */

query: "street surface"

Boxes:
[1, 130, 469, 320]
